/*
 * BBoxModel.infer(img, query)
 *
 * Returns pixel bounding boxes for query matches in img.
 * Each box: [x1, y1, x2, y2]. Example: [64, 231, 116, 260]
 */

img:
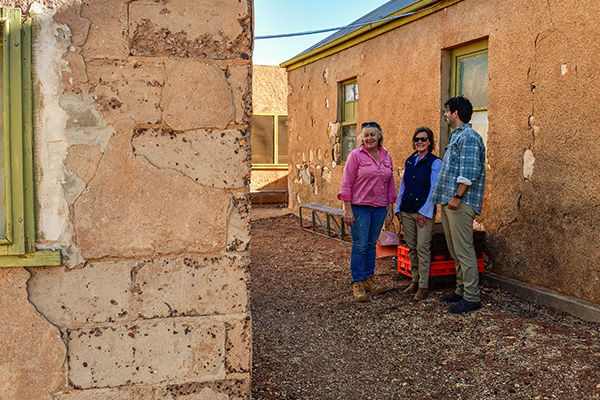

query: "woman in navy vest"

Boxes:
[394, 127, 442, 301]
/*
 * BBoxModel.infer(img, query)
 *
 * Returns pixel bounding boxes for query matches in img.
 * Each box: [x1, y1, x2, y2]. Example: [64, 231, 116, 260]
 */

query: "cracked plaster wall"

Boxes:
[1, 0, 252, 399]
[287, 0, 600, 304]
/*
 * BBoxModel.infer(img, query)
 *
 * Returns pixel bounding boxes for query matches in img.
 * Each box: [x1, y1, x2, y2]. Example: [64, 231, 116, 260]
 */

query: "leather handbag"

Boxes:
[377, 224, 400, 247]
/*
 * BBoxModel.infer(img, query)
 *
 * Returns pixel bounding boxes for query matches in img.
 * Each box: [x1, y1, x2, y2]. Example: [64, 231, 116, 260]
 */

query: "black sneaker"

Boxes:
[440, 292, 463, 303]
[449, 299, 482, 314]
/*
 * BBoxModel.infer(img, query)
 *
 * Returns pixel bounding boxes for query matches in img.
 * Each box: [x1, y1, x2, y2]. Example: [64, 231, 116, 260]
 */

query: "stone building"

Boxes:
[282, 0, 600, 305]
[250, 65, 288, 204]
[0, 0, 252, 399]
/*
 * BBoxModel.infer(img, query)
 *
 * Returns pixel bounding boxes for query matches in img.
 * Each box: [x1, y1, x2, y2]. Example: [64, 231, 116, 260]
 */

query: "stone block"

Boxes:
[131, 256, 249, 319]
[55, 388, 132, 400]
[87, 59, 165, 125]
[227, 65, 252, 126]
[27, 262, 134, 328]
[161, 60, 234, 130]
[131, 128, 250, 189]
[226, 194, 250, 253]
[224, 316, 251, 375]
[156, 380, 250, 399]
[68, 317, 226, 388]
[73, 120, 230, 259]
[81, 0, 128, 59]
[55, 379, 249, 399]
[129, 0, 251, 59]
[0, 269, 66, 400]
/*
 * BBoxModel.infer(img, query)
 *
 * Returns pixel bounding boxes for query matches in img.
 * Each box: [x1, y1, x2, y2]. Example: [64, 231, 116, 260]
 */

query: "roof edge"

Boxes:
[280, 0, 463, 71]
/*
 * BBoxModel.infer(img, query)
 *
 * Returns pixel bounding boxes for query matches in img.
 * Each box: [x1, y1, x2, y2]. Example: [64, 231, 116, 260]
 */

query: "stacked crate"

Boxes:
[397, 223, 485, 283]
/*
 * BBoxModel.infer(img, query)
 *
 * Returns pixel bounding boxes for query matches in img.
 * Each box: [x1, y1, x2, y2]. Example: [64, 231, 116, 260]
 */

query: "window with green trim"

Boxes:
[251, 114, 288, 169]
[339, 80, 357, 162]
[450, 40, 489, 146]
[0, 8, 60, 267]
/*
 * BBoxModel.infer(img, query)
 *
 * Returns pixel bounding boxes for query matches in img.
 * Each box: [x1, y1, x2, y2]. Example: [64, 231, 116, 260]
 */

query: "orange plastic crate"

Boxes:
[397, 245, 484, 278]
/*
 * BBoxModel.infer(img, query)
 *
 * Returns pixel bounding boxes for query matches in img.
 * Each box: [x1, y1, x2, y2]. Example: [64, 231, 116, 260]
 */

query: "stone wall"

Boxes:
[0, 0, 252, 399]
[286, 0, 600, 304]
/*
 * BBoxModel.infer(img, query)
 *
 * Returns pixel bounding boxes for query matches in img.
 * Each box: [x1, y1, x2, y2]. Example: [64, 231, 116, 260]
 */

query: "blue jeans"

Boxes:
[350, 205, 387, 282]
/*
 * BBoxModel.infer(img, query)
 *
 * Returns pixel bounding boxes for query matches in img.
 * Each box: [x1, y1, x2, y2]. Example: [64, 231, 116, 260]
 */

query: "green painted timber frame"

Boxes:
[0, 8, 61, 267]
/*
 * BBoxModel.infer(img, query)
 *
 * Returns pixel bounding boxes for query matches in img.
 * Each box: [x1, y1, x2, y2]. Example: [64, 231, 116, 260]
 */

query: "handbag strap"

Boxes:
[381, 222, 397, 234]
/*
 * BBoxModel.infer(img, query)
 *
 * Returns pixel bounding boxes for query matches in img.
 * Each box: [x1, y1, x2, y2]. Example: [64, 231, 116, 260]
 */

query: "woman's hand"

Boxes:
[385, 207, 394, 225]
[344, 209, 355, 227]
[417, 213, 426, 228]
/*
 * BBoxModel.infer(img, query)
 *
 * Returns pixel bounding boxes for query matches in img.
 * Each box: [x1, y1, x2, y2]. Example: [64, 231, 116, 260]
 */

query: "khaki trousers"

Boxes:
[440, 202, 480, 302]
[401, 211, 434, 288]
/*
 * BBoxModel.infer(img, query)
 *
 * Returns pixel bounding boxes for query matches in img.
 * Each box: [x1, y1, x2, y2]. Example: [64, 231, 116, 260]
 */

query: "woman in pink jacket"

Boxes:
[338, 122, 397, 302]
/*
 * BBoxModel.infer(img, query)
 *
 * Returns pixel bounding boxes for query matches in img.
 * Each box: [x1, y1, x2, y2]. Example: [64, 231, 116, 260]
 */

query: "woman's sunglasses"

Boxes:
[362, 121, 381, 129]
[413, 137, 429, 143]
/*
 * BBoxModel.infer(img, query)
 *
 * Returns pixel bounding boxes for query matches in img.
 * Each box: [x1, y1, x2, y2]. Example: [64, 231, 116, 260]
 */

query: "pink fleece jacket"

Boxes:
[338, 146, 396, 207]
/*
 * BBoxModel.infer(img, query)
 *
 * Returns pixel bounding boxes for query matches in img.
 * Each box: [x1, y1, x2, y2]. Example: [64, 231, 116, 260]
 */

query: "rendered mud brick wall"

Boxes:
[250, 65, 288, 194]
[286, 0, 600, 304]
[0, 0, 253, 399]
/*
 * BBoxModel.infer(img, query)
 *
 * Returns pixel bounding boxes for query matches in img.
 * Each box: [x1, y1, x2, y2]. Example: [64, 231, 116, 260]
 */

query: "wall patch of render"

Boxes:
[32, 4, 87, 266]
[292, 121, 339, 198]
[523, 149, 535, 180]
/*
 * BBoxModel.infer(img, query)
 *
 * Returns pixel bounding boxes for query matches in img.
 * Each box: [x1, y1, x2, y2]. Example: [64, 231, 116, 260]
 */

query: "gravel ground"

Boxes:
[250, 213, 600, 400]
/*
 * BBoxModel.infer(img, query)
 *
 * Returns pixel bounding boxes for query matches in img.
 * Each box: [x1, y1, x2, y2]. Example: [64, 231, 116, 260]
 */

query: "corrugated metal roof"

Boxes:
[296, 0, 422, 57]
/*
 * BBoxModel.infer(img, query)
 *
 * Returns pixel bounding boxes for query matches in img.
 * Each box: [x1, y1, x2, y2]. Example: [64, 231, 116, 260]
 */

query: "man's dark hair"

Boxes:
[444, 96, 473, 123]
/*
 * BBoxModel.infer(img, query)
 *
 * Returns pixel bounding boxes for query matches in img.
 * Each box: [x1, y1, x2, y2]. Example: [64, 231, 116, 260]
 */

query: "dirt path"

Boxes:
[250, 214, 600, 400]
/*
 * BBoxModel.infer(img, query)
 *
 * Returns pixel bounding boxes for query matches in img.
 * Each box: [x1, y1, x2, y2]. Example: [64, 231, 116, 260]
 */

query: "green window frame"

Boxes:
[251, 113, 288, 170]
[339, 80, 358, 162]
[450, 39, 489, 146]
[0, 8, 60, 267]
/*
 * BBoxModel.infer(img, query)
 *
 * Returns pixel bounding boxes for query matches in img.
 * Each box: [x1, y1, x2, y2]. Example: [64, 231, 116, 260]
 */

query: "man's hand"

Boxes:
[448, 196, 461, 210]
[417, 214, 426, 228]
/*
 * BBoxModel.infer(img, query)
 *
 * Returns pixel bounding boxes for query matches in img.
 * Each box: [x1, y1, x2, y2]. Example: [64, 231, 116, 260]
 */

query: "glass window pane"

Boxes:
[470, 111, 488, 147]
[458, 53, 488, 109]
[251, 115, 274, 164]
[277, 116, 288, 164]
[344, 83, 358, 102]
[341, 124, 357, 161]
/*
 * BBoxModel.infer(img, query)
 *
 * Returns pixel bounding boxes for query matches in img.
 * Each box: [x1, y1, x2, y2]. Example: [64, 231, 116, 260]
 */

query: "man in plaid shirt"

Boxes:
[431, 96, 486, 314]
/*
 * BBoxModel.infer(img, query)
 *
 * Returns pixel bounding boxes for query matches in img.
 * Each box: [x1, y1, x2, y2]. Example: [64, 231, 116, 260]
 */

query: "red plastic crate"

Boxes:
[397, 245, 484, 278]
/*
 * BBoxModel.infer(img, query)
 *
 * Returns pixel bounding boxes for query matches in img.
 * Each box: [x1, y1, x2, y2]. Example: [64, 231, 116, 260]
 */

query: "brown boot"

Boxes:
[364, 276, 390, 294]
[352, 281, 368, 302]
[414, 288, 429, 301]
[402, 281, 418, 294]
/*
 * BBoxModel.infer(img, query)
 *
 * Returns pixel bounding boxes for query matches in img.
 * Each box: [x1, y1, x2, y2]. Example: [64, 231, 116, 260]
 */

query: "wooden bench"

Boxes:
[250, 190, 288, 206]
[299, 203, 349, 242]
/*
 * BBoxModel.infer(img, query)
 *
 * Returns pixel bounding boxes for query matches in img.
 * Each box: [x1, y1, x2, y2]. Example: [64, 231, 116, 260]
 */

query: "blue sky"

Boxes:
[253, 0, 391, 66]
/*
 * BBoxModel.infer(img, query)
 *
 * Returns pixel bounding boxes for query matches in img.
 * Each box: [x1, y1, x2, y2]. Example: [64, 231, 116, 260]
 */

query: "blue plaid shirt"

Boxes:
[431, 123, 486, 214]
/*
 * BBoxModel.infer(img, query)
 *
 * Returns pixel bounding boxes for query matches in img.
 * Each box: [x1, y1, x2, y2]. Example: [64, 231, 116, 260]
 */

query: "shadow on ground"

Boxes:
[250, 214, 600, 400]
